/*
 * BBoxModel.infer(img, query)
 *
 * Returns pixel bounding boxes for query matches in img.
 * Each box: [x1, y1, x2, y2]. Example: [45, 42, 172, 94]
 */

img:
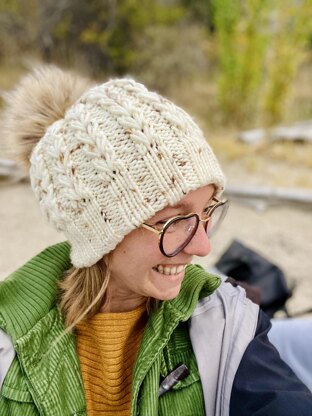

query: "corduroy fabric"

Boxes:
[0, 242, 71, 341]
[0, 242, 221, 415]
[132, 264, 221, 415]
[0, 242, 84, 416]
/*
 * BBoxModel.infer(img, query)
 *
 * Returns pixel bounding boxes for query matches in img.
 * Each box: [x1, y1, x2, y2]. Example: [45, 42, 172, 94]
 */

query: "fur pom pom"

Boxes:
[0, 65, 93, 172]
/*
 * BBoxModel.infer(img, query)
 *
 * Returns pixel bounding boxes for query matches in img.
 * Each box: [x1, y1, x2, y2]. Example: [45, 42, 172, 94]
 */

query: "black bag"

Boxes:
[215, 239, 292, 317]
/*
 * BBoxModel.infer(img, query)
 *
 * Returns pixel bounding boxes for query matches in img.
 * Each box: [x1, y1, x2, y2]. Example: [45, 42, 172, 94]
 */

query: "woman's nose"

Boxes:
[182, 222, 211, 257]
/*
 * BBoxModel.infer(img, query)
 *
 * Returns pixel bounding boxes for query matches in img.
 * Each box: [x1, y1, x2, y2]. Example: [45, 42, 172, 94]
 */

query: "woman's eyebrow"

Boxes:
[170, 202, 190, 210]
[171, 195, 214, 210]
[164, 198, 213, 214]
[151, 203, 189, 222]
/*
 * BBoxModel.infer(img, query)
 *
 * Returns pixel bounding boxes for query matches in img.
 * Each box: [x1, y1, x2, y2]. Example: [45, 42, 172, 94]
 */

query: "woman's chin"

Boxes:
[150, 267, 185, 300]
[153, 282, 183, 301]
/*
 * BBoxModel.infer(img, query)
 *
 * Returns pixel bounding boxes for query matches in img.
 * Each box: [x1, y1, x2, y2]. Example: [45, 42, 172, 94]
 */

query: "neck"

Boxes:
[100, 290, 147, 313]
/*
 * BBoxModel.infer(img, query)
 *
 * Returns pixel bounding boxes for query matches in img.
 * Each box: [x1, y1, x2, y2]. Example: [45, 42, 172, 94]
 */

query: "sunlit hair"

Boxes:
[59, 256, 111, 332]
[59, 257, 155, 333]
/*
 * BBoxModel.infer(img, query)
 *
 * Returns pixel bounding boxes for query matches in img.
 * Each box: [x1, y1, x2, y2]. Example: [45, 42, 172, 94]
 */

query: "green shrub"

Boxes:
[212, 0, 312, 127]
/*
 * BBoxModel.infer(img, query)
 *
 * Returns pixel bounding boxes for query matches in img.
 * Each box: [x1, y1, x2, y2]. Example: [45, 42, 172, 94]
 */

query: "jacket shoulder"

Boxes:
[189, 281, 259, 415]
[191, 279, 256, 316]
[0, 242, 71, 341]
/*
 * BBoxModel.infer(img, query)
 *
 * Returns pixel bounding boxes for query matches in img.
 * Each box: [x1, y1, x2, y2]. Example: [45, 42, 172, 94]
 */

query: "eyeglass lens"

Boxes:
[161, 203, 228, 256]
[207, 203, 227, 238]
[161, 215, 199, 256]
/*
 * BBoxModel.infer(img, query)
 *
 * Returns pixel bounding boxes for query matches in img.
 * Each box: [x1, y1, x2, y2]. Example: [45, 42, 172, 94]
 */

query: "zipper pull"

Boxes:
[158, 363, 189, 396]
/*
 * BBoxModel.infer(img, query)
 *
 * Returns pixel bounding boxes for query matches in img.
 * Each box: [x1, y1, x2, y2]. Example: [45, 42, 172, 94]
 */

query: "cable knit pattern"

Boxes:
[30, 78, 225, 267]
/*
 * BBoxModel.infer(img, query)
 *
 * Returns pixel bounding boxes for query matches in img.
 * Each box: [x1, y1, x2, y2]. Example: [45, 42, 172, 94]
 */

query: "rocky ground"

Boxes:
[1, 174, 311, 318]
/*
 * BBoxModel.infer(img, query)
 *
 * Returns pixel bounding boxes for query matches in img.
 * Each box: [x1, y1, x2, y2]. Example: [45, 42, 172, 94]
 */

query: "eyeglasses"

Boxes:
[141, 197, 229, 257]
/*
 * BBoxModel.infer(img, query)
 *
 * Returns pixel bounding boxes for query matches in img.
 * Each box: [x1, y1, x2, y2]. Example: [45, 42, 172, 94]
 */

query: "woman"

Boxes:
[0, 66, 311, 416]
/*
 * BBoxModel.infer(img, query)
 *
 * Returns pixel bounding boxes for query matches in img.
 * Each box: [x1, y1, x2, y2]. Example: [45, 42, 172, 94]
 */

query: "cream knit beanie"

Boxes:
[27, 76, 225, 267]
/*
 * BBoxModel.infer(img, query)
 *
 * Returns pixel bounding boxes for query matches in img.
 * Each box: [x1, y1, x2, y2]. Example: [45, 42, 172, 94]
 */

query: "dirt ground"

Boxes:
[1, 177, 311, 317]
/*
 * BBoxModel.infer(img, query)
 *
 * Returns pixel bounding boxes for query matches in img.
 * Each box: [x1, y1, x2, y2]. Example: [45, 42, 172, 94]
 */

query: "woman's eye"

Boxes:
[156, 220, 169, 226]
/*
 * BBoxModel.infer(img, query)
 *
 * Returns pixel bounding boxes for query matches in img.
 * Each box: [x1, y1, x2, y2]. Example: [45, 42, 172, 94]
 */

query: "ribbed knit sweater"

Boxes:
[76, 305, 147, 415]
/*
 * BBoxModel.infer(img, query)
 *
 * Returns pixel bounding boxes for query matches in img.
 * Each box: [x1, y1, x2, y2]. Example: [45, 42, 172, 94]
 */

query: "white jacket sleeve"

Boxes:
[0, 328, 15, 390]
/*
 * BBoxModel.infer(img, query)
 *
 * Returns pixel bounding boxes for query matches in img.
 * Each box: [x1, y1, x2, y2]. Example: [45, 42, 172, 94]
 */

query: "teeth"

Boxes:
[155, 264, 186, 276]
[177, 265, 187, 273]
[157, 265, 164, 274]
[164, 266, 173, 275]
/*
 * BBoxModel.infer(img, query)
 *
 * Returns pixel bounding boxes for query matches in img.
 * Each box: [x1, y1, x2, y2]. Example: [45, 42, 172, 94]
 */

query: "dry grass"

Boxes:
[209, 136, 312, 168]
[207, 133, 312, 188]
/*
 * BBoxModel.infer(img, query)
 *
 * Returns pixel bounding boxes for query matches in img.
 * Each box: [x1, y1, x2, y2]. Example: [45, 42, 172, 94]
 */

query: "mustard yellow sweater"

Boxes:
[76, 304, 147, 415]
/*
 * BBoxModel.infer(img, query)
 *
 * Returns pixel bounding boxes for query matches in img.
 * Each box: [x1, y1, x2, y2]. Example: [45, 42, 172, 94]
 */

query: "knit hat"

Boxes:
[5, 67, 225, 267]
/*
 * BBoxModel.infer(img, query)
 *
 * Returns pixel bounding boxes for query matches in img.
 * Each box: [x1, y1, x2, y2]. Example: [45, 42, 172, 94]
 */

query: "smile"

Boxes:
[153, 264, 187, 276]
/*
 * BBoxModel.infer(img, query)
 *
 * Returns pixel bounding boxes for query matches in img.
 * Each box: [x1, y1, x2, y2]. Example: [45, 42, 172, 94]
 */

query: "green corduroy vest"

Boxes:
[0, 242, 221, 416]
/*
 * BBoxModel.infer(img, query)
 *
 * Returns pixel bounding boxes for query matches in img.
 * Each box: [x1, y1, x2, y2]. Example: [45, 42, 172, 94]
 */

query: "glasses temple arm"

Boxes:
[141, 223, 160, 235]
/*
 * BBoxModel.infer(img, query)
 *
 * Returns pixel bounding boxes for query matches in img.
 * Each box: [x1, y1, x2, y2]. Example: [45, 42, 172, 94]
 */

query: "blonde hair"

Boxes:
[59, 256, 111, 331]
[59, 258, 153, 332]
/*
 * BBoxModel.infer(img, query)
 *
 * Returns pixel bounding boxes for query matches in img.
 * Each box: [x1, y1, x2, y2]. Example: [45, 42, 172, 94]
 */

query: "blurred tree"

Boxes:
[0, 0, 39, 61]
[212, 0, 271, 126]
[37, 0, 71, 62]
[261, 0, 312, 126]
[37, 0, 187, 75]
[212, 0, 312, 127]
[0, 0, 311, 128]
[133, 24, 208, 91]
[181, 0, 214, 29]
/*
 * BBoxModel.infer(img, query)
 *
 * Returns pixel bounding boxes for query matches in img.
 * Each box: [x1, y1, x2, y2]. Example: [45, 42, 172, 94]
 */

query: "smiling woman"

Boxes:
[0, 65, 311, 416]
[106, 185, 217, 310]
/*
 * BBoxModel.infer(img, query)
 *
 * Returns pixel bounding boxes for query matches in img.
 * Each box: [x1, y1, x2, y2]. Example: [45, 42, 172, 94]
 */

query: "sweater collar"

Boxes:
[169, 264, 221, 320]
